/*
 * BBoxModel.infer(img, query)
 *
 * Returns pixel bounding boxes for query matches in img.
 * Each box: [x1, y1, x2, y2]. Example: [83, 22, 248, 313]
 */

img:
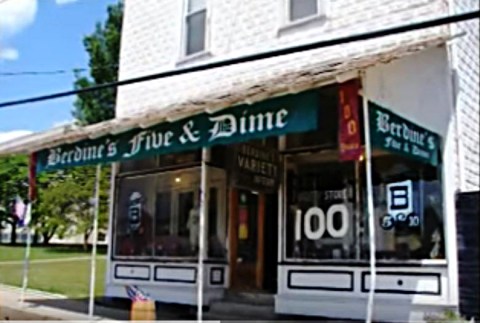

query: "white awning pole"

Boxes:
[88, 164, 101, 318]
[20, 220, 32, 304]
[361, 72, 377, 323]
[197, 148, 209, 322]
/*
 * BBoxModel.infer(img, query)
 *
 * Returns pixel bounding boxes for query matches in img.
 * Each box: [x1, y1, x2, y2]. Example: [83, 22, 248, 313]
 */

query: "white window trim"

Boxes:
[178, 0, 212, 64]
[278, 0, 329, 35]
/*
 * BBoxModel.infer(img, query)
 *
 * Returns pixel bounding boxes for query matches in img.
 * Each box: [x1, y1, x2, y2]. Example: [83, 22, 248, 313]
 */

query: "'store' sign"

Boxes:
[36, 91, 319, 172]
[231, 143, 280, 192]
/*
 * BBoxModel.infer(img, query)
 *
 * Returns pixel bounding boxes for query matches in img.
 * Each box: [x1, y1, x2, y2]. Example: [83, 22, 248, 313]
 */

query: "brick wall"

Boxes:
[116, 0, 449, 117]
[450, 0, 480, 191]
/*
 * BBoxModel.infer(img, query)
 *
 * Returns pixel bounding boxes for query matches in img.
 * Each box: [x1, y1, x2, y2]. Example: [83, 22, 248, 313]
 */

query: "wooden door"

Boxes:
[229, 188, 265, 290]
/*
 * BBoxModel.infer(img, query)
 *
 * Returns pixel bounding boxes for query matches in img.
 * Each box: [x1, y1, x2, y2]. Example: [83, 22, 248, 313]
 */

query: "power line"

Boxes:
[0, 66, 118, 77]
[0, 10, 478, 110]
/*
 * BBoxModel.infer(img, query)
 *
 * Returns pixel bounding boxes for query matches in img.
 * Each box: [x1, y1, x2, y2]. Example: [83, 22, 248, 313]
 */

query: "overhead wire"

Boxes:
[0, 10, 478, 109]
[0, 65, 118, 77]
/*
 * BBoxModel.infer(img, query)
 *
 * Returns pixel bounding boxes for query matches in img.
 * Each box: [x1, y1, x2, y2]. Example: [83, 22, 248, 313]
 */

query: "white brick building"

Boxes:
[448, 0, 480, 191]
[107, 0, 479, 321]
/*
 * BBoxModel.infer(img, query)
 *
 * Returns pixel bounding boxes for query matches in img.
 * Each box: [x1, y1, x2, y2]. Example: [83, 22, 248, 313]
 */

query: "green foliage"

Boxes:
[73, 1, 123, 125]
[35, 166, 110, 244]
[424, 309, 471, 322]
[0, 155, 28, 229]
[0, 2, 121, 245]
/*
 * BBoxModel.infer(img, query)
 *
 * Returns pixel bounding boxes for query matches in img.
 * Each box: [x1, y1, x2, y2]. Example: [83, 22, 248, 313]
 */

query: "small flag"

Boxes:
[125, 285, 150, 302]
[14, 196, 30, 227]
[22, 203, 32, 227]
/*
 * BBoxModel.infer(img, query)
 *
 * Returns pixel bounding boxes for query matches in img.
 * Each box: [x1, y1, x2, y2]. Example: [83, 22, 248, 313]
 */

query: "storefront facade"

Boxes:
[96, 45, 457, 322]
[0, 33, 463, 323]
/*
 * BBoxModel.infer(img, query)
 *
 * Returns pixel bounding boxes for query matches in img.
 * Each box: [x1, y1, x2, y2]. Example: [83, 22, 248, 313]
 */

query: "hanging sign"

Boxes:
[338, 80, 363, 161]
[369, 101, 440, 166]
[36, 91, 319, 172]
[231, 143, 280, 192]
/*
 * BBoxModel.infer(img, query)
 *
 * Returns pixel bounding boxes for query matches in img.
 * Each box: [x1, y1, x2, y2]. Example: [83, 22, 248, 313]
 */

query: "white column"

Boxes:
[197, 148, 209, 321]
[88, 164, 102, 318]
[361, 73, 377, 323]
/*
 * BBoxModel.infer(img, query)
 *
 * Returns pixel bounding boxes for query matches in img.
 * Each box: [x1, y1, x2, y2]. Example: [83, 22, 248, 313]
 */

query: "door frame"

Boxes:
[228, 188, 266, 290]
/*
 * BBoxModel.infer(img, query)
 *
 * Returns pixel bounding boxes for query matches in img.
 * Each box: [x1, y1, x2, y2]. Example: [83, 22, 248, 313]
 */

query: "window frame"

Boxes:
[180, 0, 211, 61]
[112, 166, 227, 262]
[284, 0, 328, 25]
[281, 148, 447, 266]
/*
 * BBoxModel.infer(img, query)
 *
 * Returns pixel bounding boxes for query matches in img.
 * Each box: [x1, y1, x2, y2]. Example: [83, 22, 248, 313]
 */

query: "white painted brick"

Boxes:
[450, 0, 480, 191]
[116, 0, 478, 191]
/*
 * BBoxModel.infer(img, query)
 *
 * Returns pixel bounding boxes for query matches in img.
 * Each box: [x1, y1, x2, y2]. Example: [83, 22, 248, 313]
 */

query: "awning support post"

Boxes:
[88, 164, 102, 318]
[197, 148, 209, 321]
[20, 153, 37, 304]
[361, 71, 377, 323]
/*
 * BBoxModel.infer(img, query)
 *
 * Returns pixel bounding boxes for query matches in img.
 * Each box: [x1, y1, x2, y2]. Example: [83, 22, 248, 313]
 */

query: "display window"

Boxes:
[285, 153, 358, 260]
[283, 148, 445, 262]
[113, 167, 227, 260]
[361, 153, 445, 260]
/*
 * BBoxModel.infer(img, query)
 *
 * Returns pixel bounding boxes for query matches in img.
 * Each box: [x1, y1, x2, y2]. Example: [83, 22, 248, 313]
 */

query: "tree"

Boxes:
[73, 1, 123, 125]
[68, 166, 110, 249]
[0, 155, 28, 244]
[34, 171, 72, 245]
[70, 1, 122, 246]
[35, 167, 109, 248]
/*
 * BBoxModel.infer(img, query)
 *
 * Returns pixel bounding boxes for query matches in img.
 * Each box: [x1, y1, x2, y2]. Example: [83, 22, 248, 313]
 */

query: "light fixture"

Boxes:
[175, 177, 181, 183]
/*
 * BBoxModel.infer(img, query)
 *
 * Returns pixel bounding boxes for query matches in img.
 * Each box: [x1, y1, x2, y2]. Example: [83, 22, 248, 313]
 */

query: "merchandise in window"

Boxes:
[361, 154, 445, 260]
[113, 167, 227, 259]
[114, 176, 155, 257]
[285, 158, 357, 260]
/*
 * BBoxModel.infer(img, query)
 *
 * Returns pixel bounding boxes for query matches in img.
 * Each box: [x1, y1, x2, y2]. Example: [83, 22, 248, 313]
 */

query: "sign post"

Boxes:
[88, 164, 101, 318]
[361, 74, 377, 323]
[197, 148, 209, 322]
[20, 153, 36, 304]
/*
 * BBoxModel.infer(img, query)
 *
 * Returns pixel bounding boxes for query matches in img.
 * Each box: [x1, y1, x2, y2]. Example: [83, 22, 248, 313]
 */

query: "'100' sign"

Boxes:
[294, 205, 350, 241]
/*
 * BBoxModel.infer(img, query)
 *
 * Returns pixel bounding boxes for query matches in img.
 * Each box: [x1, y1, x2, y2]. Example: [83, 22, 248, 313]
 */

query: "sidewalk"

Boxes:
[0, 284, 120, 321]
[0, 284, 199, 321]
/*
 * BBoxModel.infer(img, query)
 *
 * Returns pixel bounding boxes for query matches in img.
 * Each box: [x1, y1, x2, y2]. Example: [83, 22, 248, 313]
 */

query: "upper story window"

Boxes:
[184, 0, 207, 56]
[279, 0, 328, 36]
[289, 0, 320, 22]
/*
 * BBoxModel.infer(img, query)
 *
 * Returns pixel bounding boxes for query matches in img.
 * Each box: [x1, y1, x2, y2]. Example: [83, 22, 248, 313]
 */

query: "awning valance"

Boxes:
[0, 34, 450, 167]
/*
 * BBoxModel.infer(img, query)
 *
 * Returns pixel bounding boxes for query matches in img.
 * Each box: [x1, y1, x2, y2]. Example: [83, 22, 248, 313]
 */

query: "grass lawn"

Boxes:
[0, 245, 106, 298]
[0, 245, 106, 262]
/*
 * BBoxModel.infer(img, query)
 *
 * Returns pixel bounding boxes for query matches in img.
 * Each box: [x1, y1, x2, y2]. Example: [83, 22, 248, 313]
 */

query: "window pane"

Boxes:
[188, 0, 206, 13]
[119, 157, 158, 174]
[208, 187, 226, 258]
[155, 192, 171, 240]
[114, 176, 155, 257]
[286, 86, 339, 150]
[362, 155, 445, 260]
[186, 10, 206, 55]
[285, 159, 357, 260]
[152, 174, 198, 257]
[115, 168, 227, 259]
[290, 0, 318, 21]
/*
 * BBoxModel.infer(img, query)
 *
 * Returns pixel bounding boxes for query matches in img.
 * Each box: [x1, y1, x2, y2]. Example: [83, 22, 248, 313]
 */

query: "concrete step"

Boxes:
[208, 300, 276, 320]
[223, 290, 275, 306]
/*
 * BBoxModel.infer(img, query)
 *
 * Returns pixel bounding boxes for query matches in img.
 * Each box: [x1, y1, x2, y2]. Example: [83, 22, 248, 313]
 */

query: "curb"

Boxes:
[0, 283, 67, 299]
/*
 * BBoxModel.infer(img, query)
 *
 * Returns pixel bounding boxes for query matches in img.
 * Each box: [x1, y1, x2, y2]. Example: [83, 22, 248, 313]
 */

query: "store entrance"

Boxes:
[229, 189, 278, 292]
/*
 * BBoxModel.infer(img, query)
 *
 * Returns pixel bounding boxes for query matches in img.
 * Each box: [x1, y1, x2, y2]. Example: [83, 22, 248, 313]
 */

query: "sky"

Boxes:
[0, 0, 118, 143]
